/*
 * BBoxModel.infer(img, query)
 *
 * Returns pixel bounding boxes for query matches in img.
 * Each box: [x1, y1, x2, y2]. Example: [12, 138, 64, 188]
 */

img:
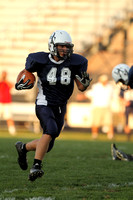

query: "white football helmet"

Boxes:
[48, 30, 74, 60]
[112, 64, 130, 85]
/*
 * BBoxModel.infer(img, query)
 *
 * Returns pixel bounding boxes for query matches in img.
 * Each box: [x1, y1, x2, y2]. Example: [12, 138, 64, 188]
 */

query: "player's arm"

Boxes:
[15, 53, 38, 90]
[75, 72, 92, 92]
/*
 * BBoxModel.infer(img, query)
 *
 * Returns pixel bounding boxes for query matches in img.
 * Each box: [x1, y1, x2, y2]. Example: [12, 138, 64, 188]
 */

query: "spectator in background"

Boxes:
[120, 89, 133, 140]
[77, 74, 114, 139]
[0, 71, 16, 135]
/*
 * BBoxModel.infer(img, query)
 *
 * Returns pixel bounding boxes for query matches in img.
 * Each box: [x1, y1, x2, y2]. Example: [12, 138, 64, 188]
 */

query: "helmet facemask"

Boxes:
[55, 43, 74, 60]
[115, 69, 129, 91]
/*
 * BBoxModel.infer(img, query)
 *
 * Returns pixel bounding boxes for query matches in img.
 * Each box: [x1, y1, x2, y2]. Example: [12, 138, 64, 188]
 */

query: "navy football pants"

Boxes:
[35, 104, 66, 152]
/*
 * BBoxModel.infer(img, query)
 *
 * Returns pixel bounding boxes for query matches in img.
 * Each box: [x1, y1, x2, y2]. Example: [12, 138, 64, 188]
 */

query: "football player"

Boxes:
[15, 30, 92, 181]
[112, 64, 133, 161]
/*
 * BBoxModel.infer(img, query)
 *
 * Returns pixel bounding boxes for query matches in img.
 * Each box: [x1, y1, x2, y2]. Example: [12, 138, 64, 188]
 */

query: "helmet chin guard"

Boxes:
[48, 30, 74, 60]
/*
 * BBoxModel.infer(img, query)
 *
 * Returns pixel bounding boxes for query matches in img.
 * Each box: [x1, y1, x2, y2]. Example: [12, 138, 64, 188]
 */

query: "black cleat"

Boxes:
[111, 143, 121, 160]
[28, 163, 44, 181]
[15, 141, 28, 170]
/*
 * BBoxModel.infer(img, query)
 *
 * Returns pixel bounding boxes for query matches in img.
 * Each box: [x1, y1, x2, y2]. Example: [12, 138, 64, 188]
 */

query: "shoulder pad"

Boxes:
[28, 52, 49, 64]
[70, 53, 88, 66]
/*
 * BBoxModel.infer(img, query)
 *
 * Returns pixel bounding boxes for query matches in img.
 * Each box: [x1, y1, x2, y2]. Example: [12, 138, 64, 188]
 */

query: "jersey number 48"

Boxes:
[47, 67, 71, 85]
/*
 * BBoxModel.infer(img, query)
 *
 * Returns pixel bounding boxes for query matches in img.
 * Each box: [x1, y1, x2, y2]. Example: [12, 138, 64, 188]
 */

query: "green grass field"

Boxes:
[0, 129, 133, 200]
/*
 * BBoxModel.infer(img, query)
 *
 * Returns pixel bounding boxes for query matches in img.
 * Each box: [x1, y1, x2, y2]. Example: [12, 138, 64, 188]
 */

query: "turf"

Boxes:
[0, 130, 133, 200]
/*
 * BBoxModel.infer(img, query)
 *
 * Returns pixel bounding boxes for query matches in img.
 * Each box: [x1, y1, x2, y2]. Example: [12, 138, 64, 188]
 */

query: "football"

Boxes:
[16, 69, 36, 88]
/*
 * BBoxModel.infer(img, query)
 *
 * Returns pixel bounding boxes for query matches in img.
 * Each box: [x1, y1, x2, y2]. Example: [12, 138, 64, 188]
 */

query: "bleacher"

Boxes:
[0, 0, 130, 78]
[0, 0, 132, 130]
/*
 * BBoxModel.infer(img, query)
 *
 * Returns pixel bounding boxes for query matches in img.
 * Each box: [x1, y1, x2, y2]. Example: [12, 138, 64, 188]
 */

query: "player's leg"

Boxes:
[15, 105, 66, 181]
[15, 138, 40, 170]
[29, 134, 52, 181]
[53, 105, 66, 137]
[34, 134, 52, 160]
[15, 136, 52, 172]
[25, 139, 39, 151]
[15, 106, 53, 173]
[15, 141, 28, 170]
[28, 105, 64, 181]
[34, 104, 66, 155]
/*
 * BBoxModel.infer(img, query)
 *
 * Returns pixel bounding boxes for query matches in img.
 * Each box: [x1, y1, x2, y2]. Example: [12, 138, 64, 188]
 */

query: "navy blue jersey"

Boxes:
[25, 52, 88, 106]
[128, 66, 133, 88]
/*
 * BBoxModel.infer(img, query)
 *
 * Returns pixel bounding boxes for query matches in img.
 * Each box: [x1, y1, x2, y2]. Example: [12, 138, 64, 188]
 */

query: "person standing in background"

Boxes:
[0, 71, 16, 135]
[86, 75, 114, 139]
[77, 74, 114, 139]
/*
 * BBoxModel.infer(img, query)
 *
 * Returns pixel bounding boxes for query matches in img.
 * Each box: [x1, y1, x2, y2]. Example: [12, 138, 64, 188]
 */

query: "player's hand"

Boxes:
[75, 72, 92, 88]
[15, 75, 33, 90]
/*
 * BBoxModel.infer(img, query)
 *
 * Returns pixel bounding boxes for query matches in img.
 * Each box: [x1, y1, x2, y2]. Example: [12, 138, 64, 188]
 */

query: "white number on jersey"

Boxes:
[61, 68, 71, 85]
[47, 67, 71, 85]
[47, 68, 57, 85]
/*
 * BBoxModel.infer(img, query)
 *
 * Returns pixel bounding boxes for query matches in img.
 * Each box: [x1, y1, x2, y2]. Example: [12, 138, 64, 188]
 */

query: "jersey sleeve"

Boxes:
[25, 52, 48, 72]
[71, 54, 88, 76]
[25, 53, 38, 72]
[79, 57, 88, 72]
